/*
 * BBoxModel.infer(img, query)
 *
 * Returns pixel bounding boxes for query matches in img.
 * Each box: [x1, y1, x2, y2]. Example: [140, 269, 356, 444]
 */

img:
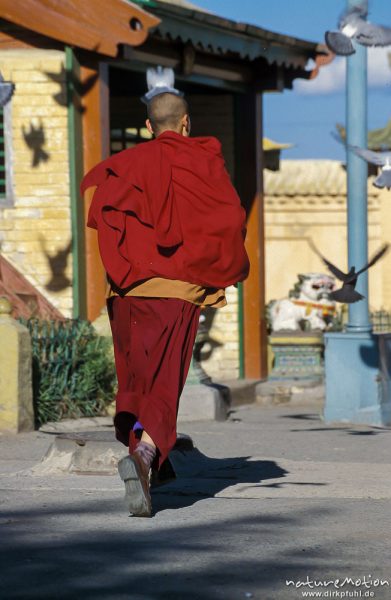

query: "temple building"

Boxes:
[0, 0, 331, 379]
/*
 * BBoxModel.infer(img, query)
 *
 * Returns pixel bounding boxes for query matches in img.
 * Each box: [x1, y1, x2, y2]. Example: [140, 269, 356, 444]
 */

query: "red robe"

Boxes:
[108, 295, 200, 469]
[81, 131, 249, 289]
[81, 132, 249, 467]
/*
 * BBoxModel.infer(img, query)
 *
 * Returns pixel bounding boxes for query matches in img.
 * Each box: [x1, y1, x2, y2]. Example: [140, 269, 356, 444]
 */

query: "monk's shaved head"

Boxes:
[147, 93, 189, 137]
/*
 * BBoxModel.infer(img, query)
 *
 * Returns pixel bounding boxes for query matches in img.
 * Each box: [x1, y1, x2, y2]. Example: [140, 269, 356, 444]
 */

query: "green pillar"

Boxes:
[66, 47, 86, 319]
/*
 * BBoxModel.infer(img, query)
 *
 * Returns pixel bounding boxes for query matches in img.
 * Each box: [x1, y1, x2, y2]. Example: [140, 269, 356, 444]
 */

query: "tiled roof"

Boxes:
[134, 0, 329, 67]
[264, 160, 380, 196]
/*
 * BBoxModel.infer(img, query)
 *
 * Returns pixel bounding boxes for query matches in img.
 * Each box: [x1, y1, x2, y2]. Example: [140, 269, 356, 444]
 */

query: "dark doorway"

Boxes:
[108, 66, 235, 176]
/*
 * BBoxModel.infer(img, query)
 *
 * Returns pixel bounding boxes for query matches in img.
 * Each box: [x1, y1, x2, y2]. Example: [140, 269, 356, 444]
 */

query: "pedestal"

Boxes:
[0, 298, 34, 432]
[324, 332, 391, 426]
[269, 331, 324, 382]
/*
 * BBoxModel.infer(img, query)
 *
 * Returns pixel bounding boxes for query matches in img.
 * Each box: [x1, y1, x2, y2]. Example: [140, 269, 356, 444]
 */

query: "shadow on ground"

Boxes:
[0, 443, 389, 599]
[0, 499, 339, 600]
[279, 413, 391, 434]
[152, 449, 289, 512]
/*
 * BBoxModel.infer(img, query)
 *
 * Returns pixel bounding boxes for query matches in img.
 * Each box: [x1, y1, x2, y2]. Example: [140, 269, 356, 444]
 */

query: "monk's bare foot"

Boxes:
[140, 430, 156, 448]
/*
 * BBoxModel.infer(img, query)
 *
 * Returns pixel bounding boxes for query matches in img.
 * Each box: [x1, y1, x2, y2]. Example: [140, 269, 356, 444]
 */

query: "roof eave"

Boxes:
[0, 0, 160, 56]
[144, 1, 329, 70]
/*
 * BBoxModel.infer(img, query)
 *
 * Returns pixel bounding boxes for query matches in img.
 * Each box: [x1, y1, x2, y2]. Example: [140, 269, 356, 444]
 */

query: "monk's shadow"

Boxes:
[151, 448, 288, 515]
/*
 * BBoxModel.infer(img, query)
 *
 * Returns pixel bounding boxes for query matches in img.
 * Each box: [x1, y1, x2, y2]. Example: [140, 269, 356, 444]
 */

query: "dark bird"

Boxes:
[0, 71, 15, 107]
[22, 121, 50, 167]
[309, 240, 389, 303]
[325, 4, 391, 56]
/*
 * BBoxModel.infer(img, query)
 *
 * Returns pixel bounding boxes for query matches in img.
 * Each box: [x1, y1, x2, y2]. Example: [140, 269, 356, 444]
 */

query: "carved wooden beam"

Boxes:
[0, 0, 160, 55]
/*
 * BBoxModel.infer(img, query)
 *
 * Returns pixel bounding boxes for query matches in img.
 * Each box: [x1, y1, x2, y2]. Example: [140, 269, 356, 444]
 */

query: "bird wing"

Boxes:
[308, 239, 347, 281]
[147, 66, 175, 91]
[319, 258, 348, 281]
[355, 244, 389, 276]
[355, 21, 391, 47]
[331, 129, 344, 145]
[338, 5, 367, 29]
[0, 82, 15, 108]
[373, 169, 391, 190]
[325, 31, 355, 55]
[348, 145, 386, 166]
[333, 135, 388, 166]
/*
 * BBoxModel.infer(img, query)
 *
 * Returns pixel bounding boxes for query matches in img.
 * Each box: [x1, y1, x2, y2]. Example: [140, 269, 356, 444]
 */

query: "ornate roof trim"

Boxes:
[0, 0, 160, 56]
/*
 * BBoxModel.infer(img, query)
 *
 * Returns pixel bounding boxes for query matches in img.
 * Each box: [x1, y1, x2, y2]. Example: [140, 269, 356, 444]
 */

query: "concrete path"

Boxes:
[0, 404, 390, 599]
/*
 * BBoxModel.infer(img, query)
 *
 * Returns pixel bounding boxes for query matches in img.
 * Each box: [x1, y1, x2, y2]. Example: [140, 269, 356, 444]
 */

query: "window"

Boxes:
[110, 126, 152, 154]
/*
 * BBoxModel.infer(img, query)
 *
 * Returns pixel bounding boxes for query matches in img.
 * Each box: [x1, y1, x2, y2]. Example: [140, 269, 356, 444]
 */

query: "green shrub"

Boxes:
[21, 318, 116, 426]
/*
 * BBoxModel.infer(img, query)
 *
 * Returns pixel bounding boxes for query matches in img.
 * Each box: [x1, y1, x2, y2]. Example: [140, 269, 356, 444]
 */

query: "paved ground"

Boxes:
[0, 403, 390, 600]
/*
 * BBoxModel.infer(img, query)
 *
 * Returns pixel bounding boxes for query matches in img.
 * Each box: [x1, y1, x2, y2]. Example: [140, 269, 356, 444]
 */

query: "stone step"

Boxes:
[218, 378, 262, 406]
[255, 379, 325, 407]
[31, 432, 195, 476]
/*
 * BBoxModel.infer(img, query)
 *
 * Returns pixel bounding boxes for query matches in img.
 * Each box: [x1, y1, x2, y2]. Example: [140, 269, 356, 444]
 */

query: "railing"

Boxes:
[371, 310, 391, 334]
[0, 252, 64, 320]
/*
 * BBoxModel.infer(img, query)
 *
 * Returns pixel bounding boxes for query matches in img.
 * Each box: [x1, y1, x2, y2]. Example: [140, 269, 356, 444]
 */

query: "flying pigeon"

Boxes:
[309, 240, 389, 303]
[331, 129, 391, 190]
[141, 66, 183, 104]
[325, 4, 391, 56]
[0, 71, 15, 107]
[348, 146, 391, 189]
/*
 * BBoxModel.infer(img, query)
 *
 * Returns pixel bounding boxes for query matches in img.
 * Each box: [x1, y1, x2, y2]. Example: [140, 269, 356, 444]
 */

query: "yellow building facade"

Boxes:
[264, 159, 391, 310]
[0, 49, 73, 316]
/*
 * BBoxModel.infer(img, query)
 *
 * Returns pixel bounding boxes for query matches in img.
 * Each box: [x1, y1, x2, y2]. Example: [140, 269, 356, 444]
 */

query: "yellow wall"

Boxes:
[0, 49, 72, 317]
[202, 285, 240, 381]
[264, 160, 390, 311]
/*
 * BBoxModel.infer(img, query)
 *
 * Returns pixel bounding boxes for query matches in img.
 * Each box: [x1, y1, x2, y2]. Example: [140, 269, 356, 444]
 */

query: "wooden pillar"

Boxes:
[234, 92, 267, 379]
[80, 60, 110, 321]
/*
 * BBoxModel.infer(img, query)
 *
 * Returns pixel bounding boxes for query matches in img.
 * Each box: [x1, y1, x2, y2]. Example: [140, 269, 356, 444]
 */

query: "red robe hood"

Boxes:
[80, 131, 249, 290]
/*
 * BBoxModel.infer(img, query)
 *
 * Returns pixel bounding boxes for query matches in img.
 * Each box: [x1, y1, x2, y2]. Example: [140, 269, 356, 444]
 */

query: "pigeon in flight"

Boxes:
[0, 71, 15, 107]
[348, 146, 391, 189]
[331, 130, 391, 190]
[309, 240, 389, 303]
[325, 4, 391, 56]
[141, 66, 183, 104]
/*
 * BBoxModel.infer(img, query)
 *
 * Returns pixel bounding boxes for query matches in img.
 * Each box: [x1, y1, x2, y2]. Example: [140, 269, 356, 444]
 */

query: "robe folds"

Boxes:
[107, 296, 200, 468]
[80, 130, 250, 290]
[81, 131, 249, 466]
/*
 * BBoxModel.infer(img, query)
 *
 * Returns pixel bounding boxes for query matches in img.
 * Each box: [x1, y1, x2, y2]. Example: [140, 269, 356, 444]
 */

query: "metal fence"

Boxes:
[371, 310, 391, 333]
[330, 309, 391, 333]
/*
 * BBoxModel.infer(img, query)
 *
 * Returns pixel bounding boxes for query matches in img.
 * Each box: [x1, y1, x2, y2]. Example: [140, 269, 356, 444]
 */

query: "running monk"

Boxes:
[81, 92, 249, 517]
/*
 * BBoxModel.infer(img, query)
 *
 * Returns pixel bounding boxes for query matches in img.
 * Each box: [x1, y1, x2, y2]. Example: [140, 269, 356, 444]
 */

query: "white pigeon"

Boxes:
[325, 4, 391, 56]
[348, 146, 391, 189]
[0, 71, 15, 107]
[332, 130, 391, 189]
[141, 66, 183, 104]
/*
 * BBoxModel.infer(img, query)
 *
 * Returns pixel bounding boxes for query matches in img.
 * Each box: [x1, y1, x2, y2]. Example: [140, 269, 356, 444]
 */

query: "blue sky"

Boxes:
[192, 0, 391, 159]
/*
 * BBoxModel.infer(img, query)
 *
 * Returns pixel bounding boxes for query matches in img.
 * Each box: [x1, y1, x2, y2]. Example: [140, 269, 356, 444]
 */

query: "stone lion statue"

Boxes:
[269, 273, 337, 332]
